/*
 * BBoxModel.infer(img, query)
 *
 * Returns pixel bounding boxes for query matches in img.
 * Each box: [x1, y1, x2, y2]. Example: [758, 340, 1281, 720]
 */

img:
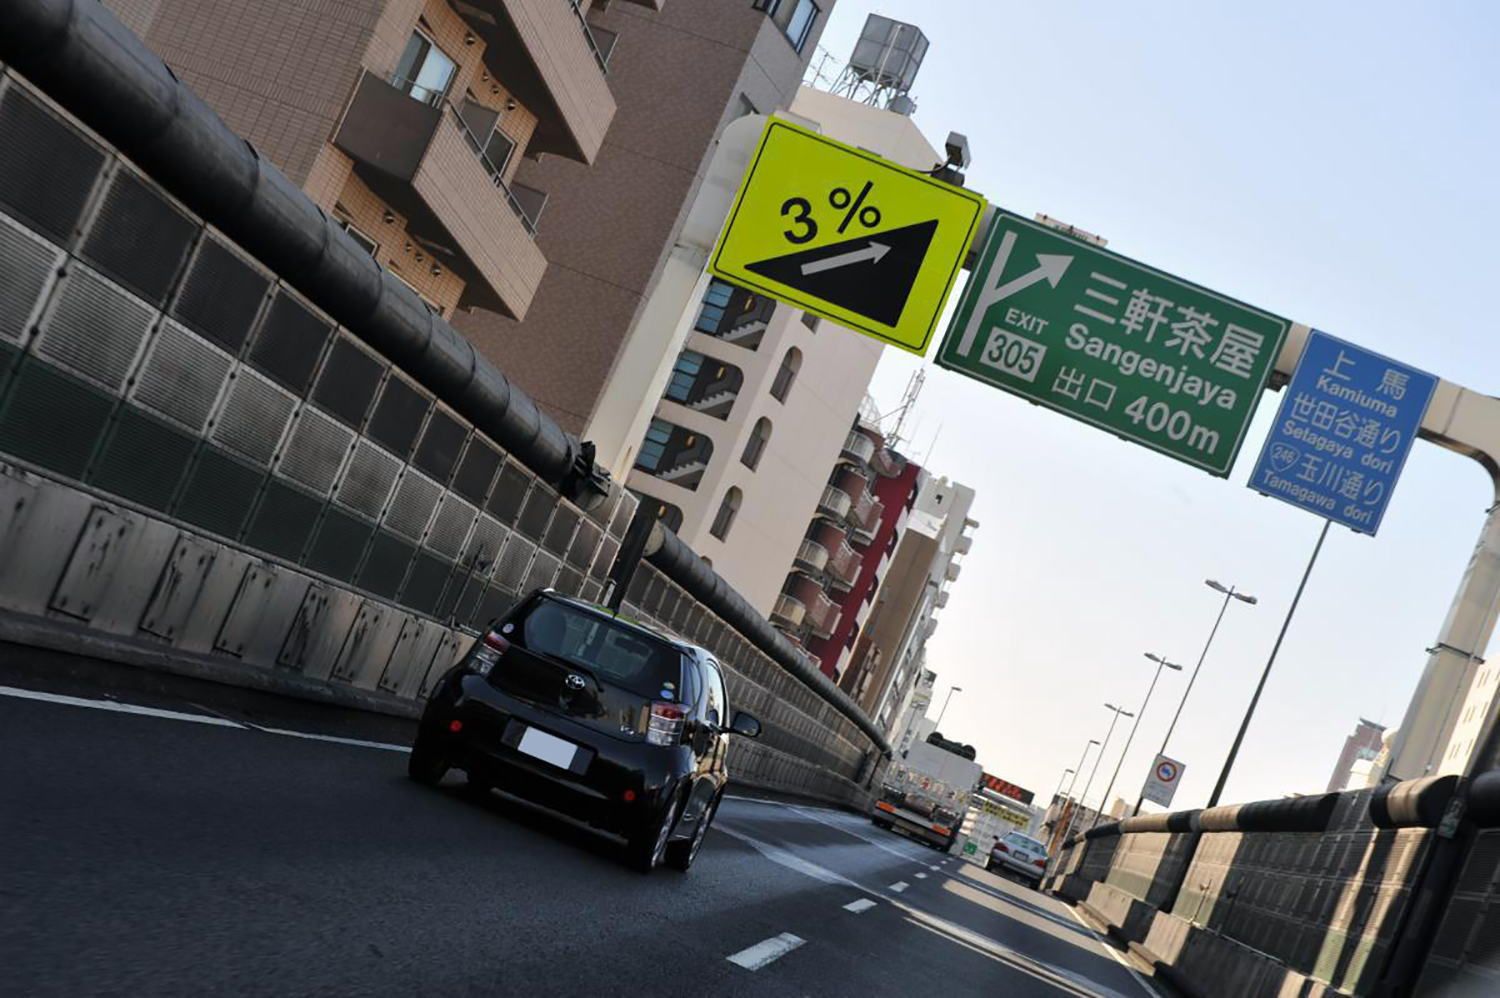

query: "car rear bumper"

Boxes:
[424, 672, 689, 835]
[990, 855, 1045, 881]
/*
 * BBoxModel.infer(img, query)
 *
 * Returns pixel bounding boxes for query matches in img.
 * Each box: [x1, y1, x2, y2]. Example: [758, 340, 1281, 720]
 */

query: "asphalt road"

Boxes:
[0, 650, 1161, 998]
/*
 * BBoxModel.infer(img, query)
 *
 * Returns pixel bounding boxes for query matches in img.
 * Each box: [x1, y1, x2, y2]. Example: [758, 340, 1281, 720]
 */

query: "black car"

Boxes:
[408, 590, 761, 872]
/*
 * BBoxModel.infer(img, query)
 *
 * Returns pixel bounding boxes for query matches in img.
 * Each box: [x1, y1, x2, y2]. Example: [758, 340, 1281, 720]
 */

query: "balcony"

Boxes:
[946, 561, 962, 582]
[450, 0, 617, 164]
[827, 539, 862, 593]
[955, 534, 972, 555]
[793, 539, 829, 575]
[333, 72, 545, 318]
[804, 589, 841, 640]
[839, 430, 876, 466]
[771, 594, 806, 629]
[816, 486, 852, 521]
[936, 589, 949, 608]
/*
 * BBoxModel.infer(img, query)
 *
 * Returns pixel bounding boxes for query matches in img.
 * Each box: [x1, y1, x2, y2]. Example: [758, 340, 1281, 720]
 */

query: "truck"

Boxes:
[871, 732, 983, 851]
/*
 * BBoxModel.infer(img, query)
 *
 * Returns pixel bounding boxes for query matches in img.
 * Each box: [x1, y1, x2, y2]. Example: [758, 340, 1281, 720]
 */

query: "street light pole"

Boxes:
[1053, 705, 1132, 865]
[1092, 654, 1182, 829]
[933, 685, 962, 731]
[1048, 741, 1097, 855]
[1132, 578, 1258, 816]
[1207, 521, 1330, 808]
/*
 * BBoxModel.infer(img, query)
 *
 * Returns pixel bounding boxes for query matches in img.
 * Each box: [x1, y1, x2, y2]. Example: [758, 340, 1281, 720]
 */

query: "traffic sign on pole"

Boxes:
[1141, 754, 1185, 809]
[709, 118, 986, 355]
[935, 211, 1290, 476]
[1246, 329, 1436, 535]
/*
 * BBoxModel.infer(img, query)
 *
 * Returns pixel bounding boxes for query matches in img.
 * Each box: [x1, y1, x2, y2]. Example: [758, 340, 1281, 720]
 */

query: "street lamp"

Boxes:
[1052, 705, 1132, 870]
[1091, 653, 1182, 829]
[1047, 741, 1097, 854]
[934, 685, 963, 731]
[1132, 579, 1257, 815]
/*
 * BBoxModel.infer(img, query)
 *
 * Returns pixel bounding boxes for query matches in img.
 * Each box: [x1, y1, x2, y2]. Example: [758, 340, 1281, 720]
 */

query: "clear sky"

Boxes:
[811, 2, 1500, 811]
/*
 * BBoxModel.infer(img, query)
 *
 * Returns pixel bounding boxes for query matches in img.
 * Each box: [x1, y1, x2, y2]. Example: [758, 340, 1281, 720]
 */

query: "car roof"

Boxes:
[534, 590, 712, 661]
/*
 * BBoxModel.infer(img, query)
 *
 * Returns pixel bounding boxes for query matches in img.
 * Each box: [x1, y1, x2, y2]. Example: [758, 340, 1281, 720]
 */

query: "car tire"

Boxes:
[463, 770, 494, 797]
[627, 792, 683, 874]
[407, 729, 450, 786]
[666, 793, 720, 872]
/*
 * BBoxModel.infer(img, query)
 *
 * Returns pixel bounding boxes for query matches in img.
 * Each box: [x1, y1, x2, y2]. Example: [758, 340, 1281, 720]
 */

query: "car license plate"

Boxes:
[517, 726, 579, 770]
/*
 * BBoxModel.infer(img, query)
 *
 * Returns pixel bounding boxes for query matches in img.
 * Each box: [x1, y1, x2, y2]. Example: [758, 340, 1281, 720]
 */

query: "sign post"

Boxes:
[710, 119, 985, 355]
[1140, 754, 1185, 809]
[936, 211, 1290, 476]
[1246, 329, 1437, 535]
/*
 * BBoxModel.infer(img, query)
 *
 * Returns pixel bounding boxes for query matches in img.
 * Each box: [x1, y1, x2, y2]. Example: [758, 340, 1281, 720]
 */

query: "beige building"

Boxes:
[106, 0, 631, 322]
[625, 86, 948, 618]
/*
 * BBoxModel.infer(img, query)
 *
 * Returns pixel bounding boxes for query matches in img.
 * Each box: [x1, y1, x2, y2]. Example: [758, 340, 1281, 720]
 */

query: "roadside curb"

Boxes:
[0, 608, 422, 721]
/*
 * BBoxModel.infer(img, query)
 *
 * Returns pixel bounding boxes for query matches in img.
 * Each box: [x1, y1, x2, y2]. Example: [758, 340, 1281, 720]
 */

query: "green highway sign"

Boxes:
[935, 211, 1290, 476]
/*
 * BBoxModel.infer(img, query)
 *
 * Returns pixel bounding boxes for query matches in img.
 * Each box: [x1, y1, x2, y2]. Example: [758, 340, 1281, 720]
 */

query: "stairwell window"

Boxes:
[637, 419, 673, 471]
[742, 417, 772, 470]
[710, 487, 742, 541]
[785, 0, 821, 53]
[770, 347, 801, 402]
[664, 350, 705, 403]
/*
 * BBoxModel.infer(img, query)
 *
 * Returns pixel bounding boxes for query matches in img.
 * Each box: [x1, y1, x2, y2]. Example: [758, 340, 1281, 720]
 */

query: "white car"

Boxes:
[986, 831, 1049, 886]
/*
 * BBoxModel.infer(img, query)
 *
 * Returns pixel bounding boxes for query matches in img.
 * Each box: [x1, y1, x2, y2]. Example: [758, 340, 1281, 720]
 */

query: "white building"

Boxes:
[624, 86, 948, 616]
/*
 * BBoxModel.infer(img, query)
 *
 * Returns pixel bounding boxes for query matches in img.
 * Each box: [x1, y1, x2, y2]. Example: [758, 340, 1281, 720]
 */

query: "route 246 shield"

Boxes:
[709, 118, 986, 356]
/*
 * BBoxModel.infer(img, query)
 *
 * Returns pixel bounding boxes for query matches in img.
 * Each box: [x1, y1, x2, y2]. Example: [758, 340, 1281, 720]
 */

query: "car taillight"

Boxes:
[931, 825, 950, 836]
[1033, 858, 1047, 868]
[471, 630, 509, 677]
[875, 801, 897, 813]
[646, 702, 686, 746]
[995, 843, 1010, 854]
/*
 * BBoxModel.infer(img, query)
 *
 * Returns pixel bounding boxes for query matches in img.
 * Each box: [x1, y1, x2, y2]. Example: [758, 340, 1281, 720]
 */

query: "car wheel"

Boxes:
[627, 792, 683, 873]
[407, 729, 450, 786]
[463, 770, 494, 797]
[666, 793, 720, 872]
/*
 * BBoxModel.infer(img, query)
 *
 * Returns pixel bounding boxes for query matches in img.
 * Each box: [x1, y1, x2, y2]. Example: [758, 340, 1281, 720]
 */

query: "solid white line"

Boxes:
[1066, 905, 1163, 998]
[726, 933, 805, 970]
[0, 685, 245, 728]
[256, 727, 410, 753]
[843, 898, 877, 914]
[889, 881, 909, 893]
[915, 872, 928, 879]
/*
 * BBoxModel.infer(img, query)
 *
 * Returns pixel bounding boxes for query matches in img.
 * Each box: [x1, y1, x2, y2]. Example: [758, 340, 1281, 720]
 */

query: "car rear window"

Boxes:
[1006, 833, 1046, 852]
[518, 599, 684, 700]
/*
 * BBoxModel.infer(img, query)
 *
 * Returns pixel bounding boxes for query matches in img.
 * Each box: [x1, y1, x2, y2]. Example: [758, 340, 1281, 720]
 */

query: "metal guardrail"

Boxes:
[568, 0, 610, 74]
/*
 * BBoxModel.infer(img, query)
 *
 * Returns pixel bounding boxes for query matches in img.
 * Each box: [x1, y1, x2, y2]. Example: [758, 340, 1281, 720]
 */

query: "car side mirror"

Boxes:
[729, 711, 761, 738]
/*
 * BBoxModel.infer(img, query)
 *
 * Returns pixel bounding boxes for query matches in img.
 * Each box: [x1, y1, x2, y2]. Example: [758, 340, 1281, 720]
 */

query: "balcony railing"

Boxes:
[840, 430, 876, 465]
[805, 589, 841, 640]
[793, 539, 829, 575]
[442, 97, 539, 236]
[946, 561, 962, 582]
[956, 534, 973, 555]
[771, 593, 806, 628]
[568, 0, 611, 73]
[816, 486, 852, 521]
[827, 540, 861, 592]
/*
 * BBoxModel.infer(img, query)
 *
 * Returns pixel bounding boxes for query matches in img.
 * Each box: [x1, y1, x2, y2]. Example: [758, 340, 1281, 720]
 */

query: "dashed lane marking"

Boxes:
[843, 898, 877, 914]
[727, 933, 805, 970]
[889, 881, 909, 892]
[915, 872, 928, 879]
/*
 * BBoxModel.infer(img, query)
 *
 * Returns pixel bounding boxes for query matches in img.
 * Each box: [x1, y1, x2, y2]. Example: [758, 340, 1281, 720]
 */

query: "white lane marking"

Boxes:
[256, 726, 409, 753]
[889, 881, 909, 892]
[915, 872, 928, 879]
[714, 814, 1138, 998]
[843, 898, 877, 914]
[0, 685, 244, 728]
[929, 865, 941, 871]
[0, 685, 411, 753]
[727, 933, 804, 970]
[1066, 905, 1164, 998]
[788, 804, 932, 863]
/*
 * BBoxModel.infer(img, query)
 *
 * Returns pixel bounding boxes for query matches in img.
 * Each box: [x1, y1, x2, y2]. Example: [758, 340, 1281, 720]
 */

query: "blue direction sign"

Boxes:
[1247, 330, 1436, 535]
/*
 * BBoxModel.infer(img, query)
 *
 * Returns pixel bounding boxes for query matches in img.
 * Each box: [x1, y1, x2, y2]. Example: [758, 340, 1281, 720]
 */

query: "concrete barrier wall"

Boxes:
[1053, 787, 1439, 996]
[0, 68, 880, 808]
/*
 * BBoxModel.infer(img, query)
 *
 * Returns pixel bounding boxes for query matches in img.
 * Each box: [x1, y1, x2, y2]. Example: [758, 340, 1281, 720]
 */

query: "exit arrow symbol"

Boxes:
[954, 230, 1075, 356]
[800, 241, 891, 275]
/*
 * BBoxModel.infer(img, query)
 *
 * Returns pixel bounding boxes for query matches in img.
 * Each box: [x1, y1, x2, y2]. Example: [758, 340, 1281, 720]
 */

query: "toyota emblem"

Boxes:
[565, 674, 586, 691]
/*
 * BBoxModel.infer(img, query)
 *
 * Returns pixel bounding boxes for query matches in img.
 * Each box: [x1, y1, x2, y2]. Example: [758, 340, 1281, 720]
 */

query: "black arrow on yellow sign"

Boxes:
[745, 219, 938, 327]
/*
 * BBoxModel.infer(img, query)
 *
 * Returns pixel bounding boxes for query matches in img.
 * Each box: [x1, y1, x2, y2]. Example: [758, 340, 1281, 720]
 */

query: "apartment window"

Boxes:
[800, 311, 819, 332]
[393, 31, 457, 106]
[785, 0, 820, 52]
[710, 487, 742, 541]
[637, 418, 674, 471]
[742, 417, 772, 470]
[336, 218, 379, 257]
[770, 347, 801, 402]
[664, 350, 706, 403]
